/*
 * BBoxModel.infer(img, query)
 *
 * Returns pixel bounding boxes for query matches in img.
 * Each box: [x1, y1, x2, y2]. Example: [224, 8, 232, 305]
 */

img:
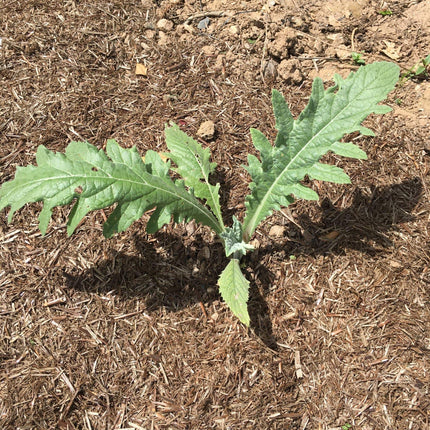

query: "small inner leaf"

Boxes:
[220, 216, 254, 258]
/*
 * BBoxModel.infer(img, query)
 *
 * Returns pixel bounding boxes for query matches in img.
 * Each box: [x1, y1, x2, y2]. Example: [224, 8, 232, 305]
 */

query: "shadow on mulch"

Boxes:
[299, 177, 424, 254]
[255, 177, 423, 259]
[64, 231, 223, 309]
[64, 178, 422, 348]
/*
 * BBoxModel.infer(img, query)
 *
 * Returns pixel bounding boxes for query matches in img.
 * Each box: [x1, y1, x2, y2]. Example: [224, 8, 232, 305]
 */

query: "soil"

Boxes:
[1, 1, 429, 429]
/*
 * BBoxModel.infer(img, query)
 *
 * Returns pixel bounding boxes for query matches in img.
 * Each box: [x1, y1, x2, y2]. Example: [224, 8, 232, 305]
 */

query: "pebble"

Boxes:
[263, 59, 278, 81]
[156, 18, 174, 31]
[249, 238, 261, 249]
[269, 225, 286, 237]
[277, 59, 304, 85]
[198, 246, 210, 260]
[197, 120, 215, 140]
[229, 25, 239, 35]
[201, 45, 217, 56]
[198, 17, 210, 29]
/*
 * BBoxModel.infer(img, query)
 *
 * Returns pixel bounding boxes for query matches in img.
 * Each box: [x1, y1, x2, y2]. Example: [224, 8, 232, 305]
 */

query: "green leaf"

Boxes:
[243, 62, 399, 241]
[272, 89, 294, 147]
[165, 123, 224, 230]
[220, 216, 254, 259]
[308, 163, 351, 184]
[218, 259, 250, 326]
[352, 52, 365, 65]
[378, 9, 392, 16]
[331, 141, 367, 159]
[0, 140, 224, 236]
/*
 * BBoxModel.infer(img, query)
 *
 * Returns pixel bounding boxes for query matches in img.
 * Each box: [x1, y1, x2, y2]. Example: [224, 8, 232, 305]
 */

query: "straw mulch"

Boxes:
[1, 1, 429, 429]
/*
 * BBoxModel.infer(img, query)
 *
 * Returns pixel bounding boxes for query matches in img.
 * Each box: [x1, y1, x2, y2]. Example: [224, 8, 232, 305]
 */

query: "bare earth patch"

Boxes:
[0, 1, 429, 429]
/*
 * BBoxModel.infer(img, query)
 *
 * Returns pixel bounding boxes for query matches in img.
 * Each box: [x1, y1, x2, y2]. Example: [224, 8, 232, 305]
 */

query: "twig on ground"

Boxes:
[184, 11, 229, 25]
[184, 9, 259, 25]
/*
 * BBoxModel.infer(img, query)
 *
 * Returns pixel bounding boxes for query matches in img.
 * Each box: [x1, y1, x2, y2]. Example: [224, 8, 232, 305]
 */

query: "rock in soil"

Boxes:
[268, 27, 298, 60]
[277, 59, 304, 85]
[269, 225, 286, 237]
[197, 120, 215, 140]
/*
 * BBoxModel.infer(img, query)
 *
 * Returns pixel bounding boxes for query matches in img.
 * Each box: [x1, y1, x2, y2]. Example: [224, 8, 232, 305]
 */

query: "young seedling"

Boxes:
[0, 62, 399, 325]
[399, 54, 430, 84]
[351, 52, 365, 66]
[377, 9, 393, 16]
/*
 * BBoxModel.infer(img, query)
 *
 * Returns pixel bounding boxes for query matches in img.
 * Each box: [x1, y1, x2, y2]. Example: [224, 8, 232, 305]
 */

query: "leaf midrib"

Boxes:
[10, 166, 222, 234]
[177, 144, 224, 229]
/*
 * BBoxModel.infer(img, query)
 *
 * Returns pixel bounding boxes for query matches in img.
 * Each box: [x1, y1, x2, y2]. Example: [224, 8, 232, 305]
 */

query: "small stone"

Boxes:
[157, 31, 169, 46]
[249, 238, 261, 249]
[198, 246, 210, 260]
[201, 45, 217, 56]
[197, 120, 215, 140]
[269, 225, 286, 237]
[389, 260, 402, 268]
[277, 59, 304, 85]
[144, 29, 156, 40]
[229, 25, 239, 35]
[198, 17, 210, 29]
[185, 221, 197, 235]
[290, 15, 305, 28]
[268, 27, 298, 60]
[263, 59, 278, 81]
[157, 18, 174, 31]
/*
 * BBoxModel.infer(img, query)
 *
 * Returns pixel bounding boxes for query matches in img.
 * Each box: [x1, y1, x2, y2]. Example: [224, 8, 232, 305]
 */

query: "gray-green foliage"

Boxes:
[0, 62, 399, 325]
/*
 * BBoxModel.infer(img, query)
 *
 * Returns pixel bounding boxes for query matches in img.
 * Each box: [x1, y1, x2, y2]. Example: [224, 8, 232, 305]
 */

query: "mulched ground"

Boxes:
[1, 1, 429, 429]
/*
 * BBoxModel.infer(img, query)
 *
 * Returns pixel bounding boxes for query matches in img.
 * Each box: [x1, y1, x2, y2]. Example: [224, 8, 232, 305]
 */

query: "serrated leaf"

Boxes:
[308, 163, 351, 184]
[272, 89, 294, 147]
[0, 140, 223, 236]
[146, 206, 172, 234]
[103, 199, 148, 238]
[250, 128, 273, 159]
[358, 126, 375, 136]
[165, 123, 224, 229]
[331, 141, 367, 159]
[218, 259, 250, 326]
[243, 62, 399, 241]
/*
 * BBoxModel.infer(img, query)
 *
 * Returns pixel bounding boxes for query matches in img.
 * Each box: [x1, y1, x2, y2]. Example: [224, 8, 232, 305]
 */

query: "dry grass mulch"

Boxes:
[1, 1, 429, 429]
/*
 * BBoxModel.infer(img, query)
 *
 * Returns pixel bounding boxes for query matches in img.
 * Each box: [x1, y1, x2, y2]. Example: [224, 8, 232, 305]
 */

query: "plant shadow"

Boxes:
[64, 178, 422, 348]
[64, 231, 224, 314]
[248, 267, 279, 350]
[243, 178, 423, 347]
[291, 177, 422, 256]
